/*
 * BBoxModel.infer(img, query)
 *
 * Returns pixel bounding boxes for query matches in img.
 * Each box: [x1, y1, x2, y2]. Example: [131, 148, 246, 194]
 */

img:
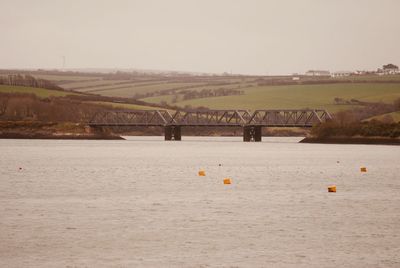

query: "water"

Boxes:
[1, 137, 400, 267]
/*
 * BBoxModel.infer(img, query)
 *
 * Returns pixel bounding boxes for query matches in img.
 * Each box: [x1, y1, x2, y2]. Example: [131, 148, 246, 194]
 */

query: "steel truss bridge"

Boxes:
[89, 109, 332, 141]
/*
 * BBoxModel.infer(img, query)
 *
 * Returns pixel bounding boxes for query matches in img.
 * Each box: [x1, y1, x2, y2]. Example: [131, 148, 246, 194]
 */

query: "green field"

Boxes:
[86, 101, 158, 110]
[142, 94, 179, 104]
[0, 85, 78, 98]
[142, 83, 400, 112]
[91, 82, 206, 97]
[334, 74, 400, 82]
[33, 74, 102, 82]
[61, 79, 128, 90]
[23, 73, 259, 98]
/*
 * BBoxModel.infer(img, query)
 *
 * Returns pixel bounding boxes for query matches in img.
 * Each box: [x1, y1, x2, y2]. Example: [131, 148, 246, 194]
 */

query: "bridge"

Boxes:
[88, 109, 332, 141]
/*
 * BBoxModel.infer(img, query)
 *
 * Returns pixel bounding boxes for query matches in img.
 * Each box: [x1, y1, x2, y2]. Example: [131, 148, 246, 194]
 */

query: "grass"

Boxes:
[146, 83, 400, 113]
[91, 80, 257, 98]
[0, 85, 78, 98]
[93, 82, 204, 97]
[74, 81, 173, 93]
[141, 83, 255, 104]
[86, 101, 159, 110]
[43, 73, 259, 97]
[32, 74, 101, 82]
[142, 94, 181, 104]
[334, 74, 400, 82]
[176, 82, 255, 92]
[62, 80, 170, 91]
[61, 79, 129, 90]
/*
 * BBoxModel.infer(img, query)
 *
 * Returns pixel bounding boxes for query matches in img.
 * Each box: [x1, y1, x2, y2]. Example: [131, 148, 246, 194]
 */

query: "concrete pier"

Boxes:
[165, 126, 181, 141]
[243, 126, 262, 142]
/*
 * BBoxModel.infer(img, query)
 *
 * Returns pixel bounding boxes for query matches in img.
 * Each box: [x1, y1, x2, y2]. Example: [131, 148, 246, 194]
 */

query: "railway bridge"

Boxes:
[88, 109, 332, 142]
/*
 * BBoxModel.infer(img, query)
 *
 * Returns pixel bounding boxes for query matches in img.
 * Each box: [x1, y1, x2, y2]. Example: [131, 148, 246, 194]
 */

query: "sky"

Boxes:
[1, 0, 399, 75]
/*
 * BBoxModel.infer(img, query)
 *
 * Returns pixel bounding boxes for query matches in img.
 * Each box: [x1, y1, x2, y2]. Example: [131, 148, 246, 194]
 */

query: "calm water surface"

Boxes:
[1, 137, 400, 267]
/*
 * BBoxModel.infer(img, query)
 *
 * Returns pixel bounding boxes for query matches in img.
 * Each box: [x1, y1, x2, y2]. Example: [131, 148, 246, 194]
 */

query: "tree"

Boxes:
[383, 64, 399, 70]
[334, 97, 344, 105]
[0, 94, 10, 116]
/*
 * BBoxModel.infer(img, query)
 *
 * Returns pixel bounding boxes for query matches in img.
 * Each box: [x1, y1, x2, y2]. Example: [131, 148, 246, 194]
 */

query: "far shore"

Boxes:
[0, 132, 124, 140]
[300, 136, 400, 145]
[2, 133, 400, 145]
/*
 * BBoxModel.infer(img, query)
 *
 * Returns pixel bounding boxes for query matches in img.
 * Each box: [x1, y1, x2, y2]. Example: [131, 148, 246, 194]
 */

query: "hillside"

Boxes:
[0, 84, 160, 139]
[0, 84, 78, 98]
[143, 83, 400, 112]
[28, 71, 400, 113]
[0, 84, 158, 111]
[2, 70, 400, 115]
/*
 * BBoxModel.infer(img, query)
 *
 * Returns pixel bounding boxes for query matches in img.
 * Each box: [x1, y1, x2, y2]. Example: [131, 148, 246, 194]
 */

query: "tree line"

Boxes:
[0, 74, 62, 90]
[179, 88, 244, 101]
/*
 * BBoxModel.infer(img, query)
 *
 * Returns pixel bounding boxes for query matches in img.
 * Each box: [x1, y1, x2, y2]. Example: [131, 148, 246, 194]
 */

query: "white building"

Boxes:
[305, 70, 330, 76]
[331, 71, 352, 77]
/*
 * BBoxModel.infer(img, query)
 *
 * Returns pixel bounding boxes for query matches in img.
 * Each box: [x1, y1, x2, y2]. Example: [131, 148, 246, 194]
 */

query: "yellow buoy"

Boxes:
[223, 178, 232, 185]
[360, 167, 367, 172]
[328, 185, 336, 192]
[198, 170, 206, 176]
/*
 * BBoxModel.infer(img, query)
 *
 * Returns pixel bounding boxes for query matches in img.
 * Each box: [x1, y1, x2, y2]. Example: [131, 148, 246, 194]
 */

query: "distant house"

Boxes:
[377, 64, 399, 75]
[354, 70, 367, 75]
[305, 70, 330, 76]
[331, 71, 352, 77]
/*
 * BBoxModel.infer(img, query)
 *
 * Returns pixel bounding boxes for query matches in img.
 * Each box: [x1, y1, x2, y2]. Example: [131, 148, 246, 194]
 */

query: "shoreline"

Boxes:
[1, 130, 399, 144]
[300, 137, 400, 145]
[0, 132, 124, 140]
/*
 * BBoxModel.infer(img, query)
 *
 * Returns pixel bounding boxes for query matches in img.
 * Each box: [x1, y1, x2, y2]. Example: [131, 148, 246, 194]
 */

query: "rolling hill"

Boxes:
[2, 70, 400, 114]
[142, 83, 400, 112]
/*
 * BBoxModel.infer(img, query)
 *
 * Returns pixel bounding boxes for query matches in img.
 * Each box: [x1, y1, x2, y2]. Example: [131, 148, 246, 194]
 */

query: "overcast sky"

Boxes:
[1, 0, 399, 75]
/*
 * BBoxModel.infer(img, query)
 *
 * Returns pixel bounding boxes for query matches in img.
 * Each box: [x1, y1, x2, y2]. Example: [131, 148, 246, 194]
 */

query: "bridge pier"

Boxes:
[243, 126, 262, 142]
[165, 126, 182, 141]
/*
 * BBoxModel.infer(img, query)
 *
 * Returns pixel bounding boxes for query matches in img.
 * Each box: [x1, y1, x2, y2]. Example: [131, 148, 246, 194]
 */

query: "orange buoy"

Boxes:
[360, 167, 367, 172]
[198, 170, 206, 176]
[223, 178, 231, 185]
[328, 185, 336, 192]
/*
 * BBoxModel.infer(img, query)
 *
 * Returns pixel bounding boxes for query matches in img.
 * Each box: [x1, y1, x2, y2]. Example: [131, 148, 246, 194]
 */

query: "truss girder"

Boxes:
[89, 109, 332, 127]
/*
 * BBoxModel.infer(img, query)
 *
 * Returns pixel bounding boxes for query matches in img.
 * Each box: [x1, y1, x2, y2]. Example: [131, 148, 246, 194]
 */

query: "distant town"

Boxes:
[304, 63, 399, 78]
